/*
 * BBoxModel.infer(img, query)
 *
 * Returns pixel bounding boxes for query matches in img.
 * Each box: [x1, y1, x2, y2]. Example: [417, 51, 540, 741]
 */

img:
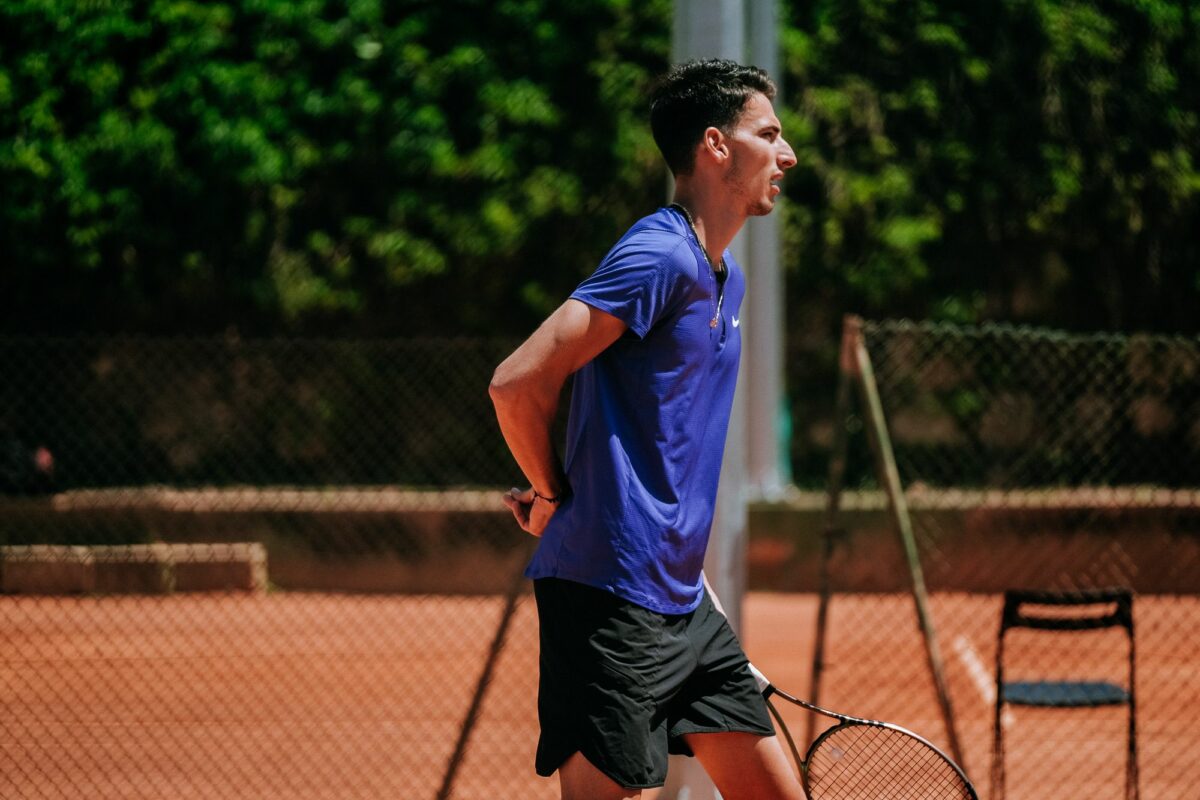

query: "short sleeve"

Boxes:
[570, 231, 694, 339]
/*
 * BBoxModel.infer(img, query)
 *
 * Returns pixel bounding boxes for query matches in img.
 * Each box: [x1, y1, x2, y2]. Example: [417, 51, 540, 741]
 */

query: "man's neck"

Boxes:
[670, 181, 745, 264]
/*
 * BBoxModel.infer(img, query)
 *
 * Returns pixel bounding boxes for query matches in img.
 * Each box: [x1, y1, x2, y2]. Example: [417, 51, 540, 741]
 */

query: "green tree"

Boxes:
[3, 0, 1197, 341]
[1, 0, 671, 335]
[781, 0, 1200, 334]
[779, 0, 1200, 486]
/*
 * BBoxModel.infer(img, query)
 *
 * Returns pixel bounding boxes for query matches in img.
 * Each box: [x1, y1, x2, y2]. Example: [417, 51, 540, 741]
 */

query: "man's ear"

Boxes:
[700, 126, 729, 164]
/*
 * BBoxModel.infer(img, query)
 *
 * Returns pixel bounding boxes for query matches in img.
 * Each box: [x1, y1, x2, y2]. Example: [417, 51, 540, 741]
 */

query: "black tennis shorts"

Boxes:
[532, 577, 774, 789]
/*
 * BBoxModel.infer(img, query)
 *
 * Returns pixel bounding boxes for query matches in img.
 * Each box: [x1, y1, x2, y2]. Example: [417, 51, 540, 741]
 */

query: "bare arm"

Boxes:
[703, 571, 771, 693]
[703, 571, 729, 616]
[489, 298, 626, 535]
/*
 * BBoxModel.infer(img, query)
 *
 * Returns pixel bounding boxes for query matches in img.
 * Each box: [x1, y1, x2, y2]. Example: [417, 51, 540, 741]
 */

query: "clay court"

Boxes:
[2, 590, 1195, 799]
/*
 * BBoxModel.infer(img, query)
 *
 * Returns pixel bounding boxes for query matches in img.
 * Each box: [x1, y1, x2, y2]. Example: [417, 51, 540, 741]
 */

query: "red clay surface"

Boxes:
[1, 592, 1195, 799]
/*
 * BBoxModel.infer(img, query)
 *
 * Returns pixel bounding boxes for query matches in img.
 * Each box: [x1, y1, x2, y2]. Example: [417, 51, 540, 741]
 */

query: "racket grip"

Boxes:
[748, 662, 772, 695]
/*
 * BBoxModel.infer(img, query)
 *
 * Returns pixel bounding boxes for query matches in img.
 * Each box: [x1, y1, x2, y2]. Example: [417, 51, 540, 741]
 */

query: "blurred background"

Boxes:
[1, 1, 1197, 798]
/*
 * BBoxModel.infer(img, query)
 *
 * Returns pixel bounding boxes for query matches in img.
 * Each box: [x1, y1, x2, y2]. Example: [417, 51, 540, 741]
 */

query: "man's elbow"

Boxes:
[488, 365, 519, 409]
[490, 364, 555, 417]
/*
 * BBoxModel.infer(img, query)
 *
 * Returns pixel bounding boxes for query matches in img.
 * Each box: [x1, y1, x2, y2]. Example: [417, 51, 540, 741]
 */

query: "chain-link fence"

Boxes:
[814, 320, 1200, 800]
[4, 327, 1198, 798]
[0, 336, 558, 799]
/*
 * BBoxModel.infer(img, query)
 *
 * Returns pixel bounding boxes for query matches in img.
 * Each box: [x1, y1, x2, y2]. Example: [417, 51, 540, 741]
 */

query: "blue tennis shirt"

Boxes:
[524, 206, 744, 614]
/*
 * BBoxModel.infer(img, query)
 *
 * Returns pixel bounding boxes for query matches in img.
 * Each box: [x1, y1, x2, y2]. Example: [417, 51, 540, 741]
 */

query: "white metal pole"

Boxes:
[663, 2, 755, 798]
[744, 0, 790, 500]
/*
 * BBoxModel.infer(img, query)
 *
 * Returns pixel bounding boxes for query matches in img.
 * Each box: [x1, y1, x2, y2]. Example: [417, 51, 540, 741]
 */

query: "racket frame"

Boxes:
[763, 684, 979, 800]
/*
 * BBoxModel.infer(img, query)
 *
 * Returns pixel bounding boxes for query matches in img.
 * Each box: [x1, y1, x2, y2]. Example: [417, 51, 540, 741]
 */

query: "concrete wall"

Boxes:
[748, 490, 1200, 593]
[3, 489, 1197, 594]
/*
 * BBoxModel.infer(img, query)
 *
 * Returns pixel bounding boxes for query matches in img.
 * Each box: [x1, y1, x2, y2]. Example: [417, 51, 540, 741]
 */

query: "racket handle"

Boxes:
[748, 662, 772, 695]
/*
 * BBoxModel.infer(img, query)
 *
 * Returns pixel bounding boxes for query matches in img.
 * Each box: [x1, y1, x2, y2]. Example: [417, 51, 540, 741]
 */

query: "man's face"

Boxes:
[723, 92, 797, 217]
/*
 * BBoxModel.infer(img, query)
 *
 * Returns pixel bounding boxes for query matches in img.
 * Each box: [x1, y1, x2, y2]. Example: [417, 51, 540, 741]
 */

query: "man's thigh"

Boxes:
[558, 752, 645, 800]
[662, 589, 774, 750]
[534, 579, 672, 788]
[557, 732, 802, 800]
[682, 730, 804, 800]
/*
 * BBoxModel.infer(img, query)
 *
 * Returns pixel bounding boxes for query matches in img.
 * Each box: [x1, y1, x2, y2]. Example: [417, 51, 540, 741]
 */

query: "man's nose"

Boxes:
[778, 137, 797, 170]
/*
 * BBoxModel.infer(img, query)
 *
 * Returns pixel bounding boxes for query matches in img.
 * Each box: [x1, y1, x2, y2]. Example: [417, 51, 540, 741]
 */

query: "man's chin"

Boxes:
[748, 198, 776, 217]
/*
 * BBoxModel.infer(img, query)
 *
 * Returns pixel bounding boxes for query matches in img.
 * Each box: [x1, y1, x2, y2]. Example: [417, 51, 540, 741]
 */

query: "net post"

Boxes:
[806, 314, 857, 747]
[848, 319, 968, 772]
[436, 543, 532, 800]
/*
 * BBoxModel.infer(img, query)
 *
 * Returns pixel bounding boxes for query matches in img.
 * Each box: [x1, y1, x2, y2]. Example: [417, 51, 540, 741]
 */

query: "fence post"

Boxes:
[846, 315, 967, 771]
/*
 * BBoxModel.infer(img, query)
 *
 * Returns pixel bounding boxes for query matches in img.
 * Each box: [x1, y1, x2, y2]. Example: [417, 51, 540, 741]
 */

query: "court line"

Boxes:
[954, 634, 1013, 727]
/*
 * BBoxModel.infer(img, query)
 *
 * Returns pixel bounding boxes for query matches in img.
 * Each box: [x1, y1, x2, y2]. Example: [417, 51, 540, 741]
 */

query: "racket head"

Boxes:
[803, 719, 978, 800]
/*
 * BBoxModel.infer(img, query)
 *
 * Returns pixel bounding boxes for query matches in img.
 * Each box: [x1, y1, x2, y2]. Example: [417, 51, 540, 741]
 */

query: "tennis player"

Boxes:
[490, 59, 801, 800]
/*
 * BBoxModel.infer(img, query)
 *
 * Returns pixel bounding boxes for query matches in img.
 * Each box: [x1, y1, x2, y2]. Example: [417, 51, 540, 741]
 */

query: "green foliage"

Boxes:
[1, 0, 670, 335]
[782, 0, 1200, 333]
[780, 0, 1200, 486]
[1, 0, 1197, 341]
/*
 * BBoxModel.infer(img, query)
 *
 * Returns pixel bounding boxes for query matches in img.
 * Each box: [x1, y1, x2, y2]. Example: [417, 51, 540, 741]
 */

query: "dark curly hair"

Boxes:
[649, 59, 776, 176]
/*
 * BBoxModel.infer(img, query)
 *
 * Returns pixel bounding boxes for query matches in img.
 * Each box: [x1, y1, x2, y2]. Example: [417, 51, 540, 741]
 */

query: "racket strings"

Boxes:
[806, 723, 972, 799]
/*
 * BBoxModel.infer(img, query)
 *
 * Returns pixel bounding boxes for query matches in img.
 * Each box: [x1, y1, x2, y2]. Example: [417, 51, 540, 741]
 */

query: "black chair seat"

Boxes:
[1003, 679, 1129, 707]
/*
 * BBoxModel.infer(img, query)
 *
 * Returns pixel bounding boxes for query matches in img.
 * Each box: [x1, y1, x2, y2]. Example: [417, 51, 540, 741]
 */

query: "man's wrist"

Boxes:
[532, 488, 563, 505]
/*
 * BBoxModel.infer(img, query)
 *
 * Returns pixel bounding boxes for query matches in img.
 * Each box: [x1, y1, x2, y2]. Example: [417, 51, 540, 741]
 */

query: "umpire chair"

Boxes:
[991, 587, 1138, 799]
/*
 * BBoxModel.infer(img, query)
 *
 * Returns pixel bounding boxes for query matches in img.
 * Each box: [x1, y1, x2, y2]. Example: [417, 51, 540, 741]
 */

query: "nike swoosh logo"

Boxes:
[732, 316, 741, 328]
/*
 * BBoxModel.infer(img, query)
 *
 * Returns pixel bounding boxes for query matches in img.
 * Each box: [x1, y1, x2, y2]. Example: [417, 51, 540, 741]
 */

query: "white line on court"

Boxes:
[954, 634, 1014, 727]
[954, 634, 996, 705]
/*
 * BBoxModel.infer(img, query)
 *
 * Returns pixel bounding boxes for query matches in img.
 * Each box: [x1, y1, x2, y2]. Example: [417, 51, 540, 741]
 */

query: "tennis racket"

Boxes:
[762, 683, 978, 799]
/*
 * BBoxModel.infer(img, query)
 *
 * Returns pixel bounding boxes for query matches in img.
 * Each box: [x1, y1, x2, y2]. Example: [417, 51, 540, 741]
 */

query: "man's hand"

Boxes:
[502, 486, 558, 537]
[703, 572, 773, 695]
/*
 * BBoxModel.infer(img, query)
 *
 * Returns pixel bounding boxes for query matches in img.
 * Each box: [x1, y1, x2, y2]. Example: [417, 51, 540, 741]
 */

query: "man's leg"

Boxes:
[535, 580, 677, 797]
[558, 752, 643, 800]
[683, 730, 805, 800]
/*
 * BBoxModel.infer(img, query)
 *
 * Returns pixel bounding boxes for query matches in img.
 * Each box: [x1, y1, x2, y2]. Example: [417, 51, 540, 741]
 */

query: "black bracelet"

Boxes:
[532, 489, 562, 505]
